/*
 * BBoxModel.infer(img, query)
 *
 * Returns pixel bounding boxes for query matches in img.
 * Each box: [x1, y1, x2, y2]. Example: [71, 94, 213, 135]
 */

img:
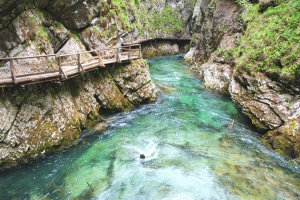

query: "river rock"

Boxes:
[196, 62, 232, 95]
[184, 47, 195, 63]
[112, 59, 158, 104]
[262, 118, 300, 158]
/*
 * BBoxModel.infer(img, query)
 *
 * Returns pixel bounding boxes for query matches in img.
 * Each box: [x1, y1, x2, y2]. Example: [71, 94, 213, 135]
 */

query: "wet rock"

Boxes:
[112, 59, 158, 104]
[190, 33, 240, 95]
[140, 154, 146, 159]
[195, 62, 232, 95]
[184, 47, 195, 63]
[93, 121, 107, 132]
[262, 118, 300, 158]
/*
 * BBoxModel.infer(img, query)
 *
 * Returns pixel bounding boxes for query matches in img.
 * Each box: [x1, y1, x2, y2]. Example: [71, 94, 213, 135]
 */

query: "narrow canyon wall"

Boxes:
[0, 0, 195, 60]
[0, 59, 157, 171]
[189, 0, 300, 158]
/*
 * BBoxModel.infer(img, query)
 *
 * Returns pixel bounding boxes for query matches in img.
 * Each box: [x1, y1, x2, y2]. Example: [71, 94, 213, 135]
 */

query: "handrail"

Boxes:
[0, 43, 142, 87]
[0, 44, 141, 61]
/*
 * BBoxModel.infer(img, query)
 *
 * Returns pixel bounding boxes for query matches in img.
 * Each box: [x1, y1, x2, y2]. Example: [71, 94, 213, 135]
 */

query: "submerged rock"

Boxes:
[140, 154, 146, 159]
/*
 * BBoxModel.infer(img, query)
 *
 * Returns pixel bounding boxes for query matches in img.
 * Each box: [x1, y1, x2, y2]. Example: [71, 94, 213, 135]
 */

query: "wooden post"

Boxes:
[128, 46, 131, 59]
[77, 53, 84, 72]
[116, 48, 120, 63]
[138, 44, 141, 58]
[57, 56, 67, 79]
[97, 50, 105, 67]
[10, 59, 17, 84]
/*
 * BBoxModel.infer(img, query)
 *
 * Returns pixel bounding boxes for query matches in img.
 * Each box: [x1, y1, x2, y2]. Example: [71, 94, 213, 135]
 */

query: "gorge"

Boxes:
[0, 0, 299, 198]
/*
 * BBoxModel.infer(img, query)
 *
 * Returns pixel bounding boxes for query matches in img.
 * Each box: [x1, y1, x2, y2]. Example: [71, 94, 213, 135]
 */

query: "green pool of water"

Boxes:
[0, 55, 299, 200]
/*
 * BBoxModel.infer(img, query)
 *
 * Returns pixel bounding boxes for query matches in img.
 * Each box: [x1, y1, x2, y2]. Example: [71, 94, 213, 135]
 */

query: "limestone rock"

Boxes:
[184, 47, 195, 63]
[262, 118, 300, 158]
[0, 59, 157, 171]
[229, 69, 300, 131]
[191, 0, 243, 65]
[112, 59, 158, 104]
[196, 62, 232, 95]
[142, 41, 189, 58]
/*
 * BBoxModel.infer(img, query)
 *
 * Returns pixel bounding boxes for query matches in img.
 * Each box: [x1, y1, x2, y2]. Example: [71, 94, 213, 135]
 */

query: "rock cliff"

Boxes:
[0, 59, 157, 170]
[0, 0, 194, 60]
[189, 0, 300, 158]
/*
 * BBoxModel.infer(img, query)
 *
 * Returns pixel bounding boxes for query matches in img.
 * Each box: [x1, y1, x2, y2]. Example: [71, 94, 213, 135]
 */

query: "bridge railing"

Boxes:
[0, 44, 141, 86]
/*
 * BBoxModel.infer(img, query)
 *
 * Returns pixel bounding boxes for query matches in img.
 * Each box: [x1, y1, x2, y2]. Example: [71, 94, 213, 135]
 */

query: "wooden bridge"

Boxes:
[0, 44, 141, 88]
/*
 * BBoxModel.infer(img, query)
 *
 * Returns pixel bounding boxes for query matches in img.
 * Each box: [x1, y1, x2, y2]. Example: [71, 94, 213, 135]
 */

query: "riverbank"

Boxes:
[0, 59, 157, 171]
[188, 0, 300, 159]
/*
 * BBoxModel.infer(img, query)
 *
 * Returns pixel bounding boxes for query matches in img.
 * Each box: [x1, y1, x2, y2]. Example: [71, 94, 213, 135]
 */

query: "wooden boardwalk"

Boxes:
[0, 44, 142, 87]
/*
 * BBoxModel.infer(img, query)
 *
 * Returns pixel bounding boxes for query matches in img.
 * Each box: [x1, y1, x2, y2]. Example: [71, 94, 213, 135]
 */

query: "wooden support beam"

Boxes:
[10, 59, 17, 84]
[78, 53, 84, 72]
[116, 48, 120, 63]
[138, 44, 141, 58]
[97, 50, 105, 67]
[57, 56, 67, 79]
[128, 46, 131, 59]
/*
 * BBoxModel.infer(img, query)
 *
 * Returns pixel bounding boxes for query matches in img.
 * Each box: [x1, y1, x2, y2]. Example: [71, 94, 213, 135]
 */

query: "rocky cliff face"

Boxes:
[188, 0, 243, 94]
[0, 0, 194, 60]
[0, 59, 157, 170]
[189, 0, 300, 158]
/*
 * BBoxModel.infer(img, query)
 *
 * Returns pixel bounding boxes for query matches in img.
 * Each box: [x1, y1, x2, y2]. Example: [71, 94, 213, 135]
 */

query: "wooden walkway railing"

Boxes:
[0, 44, 142, 87]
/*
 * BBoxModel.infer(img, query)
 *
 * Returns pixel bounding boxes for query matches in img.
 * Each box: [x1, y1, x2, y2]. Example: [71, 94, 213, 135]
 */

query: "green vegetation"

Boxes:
[139, 5, 185, 36]
[152, 6, 185, 34]
[110, 0, 185, 36]
[233, 0, 300, 80]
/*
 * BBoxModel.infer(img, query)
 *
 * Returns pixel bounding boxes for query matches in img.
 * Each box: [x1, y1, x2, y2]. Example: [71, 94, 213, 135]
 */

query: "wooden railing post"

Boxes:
[10, 59, 17, 84]
[97, 50, 105, 67]
[128, 45, 131, 59]
[116, 48, 120, 63]
[57, 56, 67, 79]
[78, 53, 85, 72]
[138, 44, 141, 58]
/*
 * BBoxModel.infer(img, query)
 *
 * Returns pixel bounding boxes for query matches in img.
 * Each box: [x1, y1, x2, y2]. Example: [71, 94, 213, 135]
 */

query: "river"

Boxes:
[0, 55, 299, 200]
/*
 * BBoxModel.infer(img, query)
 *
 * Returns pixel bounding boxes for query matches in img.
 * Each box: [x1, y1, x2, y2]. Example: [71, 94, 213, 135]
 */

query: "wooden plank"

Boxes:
[16, 70, 60, 78]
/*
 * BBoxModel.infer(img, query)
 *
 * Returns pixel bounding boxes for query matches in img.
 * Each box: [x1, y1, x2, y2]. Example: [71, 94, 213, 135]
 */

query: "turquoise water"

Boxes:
[0, 55, 300, 200]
